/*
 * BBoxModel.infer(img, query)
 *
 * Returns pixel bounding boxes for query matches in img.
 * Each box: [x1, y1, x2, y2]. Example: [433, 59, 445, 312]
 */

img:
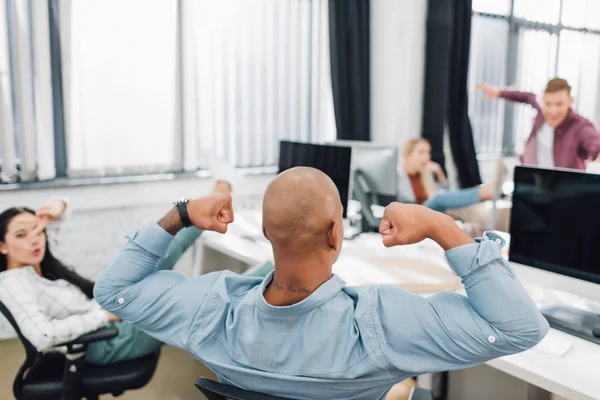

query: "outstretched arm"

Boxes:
[93, 194, 235, 349]
[377, 204, 549, 375]
[477, 83, 541, 111]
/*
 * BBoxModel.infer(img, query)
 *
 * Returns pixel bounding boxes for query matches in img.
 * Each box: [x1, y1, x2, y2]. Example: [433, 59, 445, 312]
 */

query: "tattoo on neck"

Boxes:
[272, 281, 311, 294]
[296, 286, 311, 294]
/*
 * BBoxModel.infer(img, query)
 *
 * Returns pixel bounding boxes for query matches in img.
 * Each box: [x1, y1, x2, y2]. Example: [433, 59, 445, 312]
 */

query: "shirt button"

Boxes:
[488, 335, 496, 343]
[494, 239, 502, 245]
[117, 297, 125, 304]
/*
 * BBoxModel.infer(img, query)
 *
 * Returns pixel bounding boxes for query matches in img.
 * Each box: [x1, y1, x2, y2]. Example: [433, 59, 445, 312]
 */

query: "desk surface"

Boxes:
[201, 211, 600, 400]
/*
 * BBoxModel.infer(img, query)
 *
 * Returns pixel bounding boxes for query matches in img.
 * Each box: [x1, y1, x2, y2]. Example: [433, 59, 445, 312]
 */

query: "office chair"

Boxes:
[0, 300, 160, 400]
[195, 377, 434, 400]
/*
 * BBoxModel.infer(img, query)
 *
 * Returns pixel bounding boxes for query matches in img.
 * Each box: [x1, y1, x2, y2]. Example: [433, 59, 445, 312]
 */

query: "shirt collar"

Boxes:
[255, 270, 346, 315]
[554, 108, 575, 133]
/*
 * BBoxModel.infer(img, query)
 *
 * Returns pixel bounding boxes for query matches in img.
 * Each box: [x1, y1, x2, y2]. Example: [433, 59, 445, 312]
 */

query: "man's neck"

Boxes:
[263, 256, 332, 306]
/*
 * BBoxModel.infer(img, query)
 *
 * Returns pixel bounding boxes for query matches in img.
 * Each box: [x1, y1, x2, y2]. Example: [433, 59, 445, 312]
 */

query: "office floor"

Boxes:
[0, 339, 216, 400]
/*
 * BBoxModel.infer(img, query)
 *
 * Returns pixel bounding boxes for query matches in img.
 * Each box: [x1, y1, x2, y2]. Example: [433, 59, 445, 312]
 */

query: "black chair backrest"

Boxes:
[0, 300, 41, 399]
[0, 300, 39, 361]
[195, 378, 290, 400]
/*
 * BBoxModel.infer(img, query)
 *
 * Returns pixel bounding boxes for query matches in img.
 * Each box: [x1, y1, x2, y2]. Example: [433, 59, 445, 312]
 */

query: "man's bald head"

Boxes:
[262, 167, 343, 253]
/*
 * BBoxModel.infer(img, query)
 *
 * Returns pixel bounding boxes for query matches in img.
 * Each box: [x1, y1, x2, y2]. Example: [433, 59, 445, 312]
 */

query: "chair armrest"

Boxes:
[60, 327, 118, 347]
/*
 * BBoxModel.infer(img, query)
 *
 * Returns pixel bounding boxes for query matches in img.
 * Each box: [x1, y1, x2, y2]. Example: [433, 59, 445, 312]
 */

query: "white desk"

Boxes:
[198, 211, 600, 400]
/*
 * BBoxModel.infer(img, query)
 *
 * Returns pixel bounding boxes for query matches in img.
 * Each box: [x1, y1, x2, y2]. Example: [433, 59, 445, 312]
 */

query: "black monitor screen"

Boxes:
[509, 166, 600, 284]
[278, 140, 351, 218]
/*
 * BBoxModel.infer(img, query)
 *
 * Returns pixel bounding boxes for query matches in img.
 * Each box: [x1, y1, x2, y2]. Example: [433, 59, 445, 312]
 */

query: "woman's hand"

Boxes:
[36, 199, 67, 225]
[33, 199, 68, 234]
[105, 311, 121, 322]
[426, 161, 447, 182]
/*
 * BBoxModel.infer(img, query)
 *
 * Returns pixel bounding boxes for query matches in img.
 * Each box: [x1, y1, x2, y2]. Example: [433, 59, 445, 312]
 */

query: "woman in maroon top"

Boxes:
[397, 139, 493, 212]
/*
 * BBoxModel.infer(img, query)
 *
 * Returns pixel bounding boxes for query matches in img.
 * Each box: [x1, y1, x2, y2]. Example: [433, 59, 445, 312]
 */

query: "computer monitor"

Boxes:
[510, 166, 600, 343]
[334, 140, 398, 206]
[278, 140, 352, 218]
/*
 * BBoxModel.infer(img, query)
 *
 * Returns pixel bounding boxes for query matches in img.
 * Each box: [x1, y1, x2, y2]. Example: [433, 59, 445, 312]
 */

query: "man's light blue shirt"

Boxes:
[94, 224, 548, 400]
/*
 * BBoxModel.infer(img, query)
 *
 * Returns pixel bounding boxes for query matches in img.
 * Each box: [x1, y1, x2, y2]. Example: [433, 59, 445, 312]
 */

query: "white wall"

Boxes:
[370, 0, 427, 148]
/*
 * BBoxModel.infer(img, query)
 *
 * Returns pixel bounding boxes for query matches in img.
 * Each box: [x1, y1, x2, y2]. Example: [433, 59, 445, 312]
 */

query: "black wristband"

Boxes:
[174, 198, 192, 228]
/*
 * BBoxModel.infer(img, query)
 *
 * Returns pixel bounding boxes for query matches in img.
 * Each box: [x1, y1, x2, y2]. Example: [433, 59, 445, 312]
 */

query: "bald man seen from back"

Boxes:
[95, 167, 548, 400]
[262, 167, 344, 306]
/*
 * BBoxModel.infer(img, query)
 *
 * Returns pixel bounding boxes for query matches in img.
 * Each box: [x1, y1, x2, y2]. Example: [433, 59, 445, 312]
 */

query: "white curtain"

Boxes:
[182, 0, 336, 168]
[0, 0, 55, 183]
[31, 0, 57, 181]
[556, 31, 600, 130]
[513, 29, 558, 154]
[468, 16, 509, 155]
[0, 0, 18, 183]
[63, 0, 180, 177]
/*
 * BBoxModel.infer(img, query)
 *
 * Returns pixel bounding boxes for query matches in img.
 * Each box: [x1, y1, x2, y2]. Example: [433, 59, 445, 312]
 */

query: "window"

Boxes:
[183, 0, 335, 169]
[0, 0, 17, 183]
[65, 0, 180, 177]
[1, 0, 334, 183]
[469, 0, 600, 156]
[468, 16, 509, 155]
[0, 0, 55, 183]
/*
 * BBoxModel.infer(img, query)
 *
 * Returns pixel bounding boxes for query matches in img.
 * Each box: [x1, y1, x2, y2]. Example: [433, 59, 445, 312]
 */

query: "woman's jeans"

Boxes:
[423, 186, 481, 213]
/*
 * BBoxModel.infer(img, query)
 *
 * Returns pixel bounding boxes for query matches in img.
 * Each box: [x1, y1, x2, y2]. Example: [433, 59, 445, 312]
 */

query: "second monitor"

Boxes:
[278, 140, 352, 218]
[336, 140, 398, 206]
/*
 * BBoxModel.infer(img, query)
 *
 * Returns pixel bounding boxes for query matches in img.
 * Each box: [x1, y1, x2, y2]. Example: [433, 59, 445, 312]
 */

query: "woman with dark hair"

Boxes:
[0, 183, 229, 364]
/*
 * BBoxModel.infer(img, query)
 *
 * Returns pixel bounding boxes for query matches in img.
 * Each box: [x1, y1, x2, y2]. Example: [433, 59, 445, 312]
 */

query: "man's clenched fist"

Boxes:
[187, 194, 235, 234]
[379, 202, 473, 251]
[379, 203, 439, 247]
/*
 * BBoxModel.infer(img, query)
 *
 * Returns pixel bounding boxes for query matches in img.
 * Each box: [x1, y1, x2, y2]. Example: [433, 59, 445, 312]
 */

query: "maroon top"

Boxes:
[500, 90, 600, 170]
[408, 173, 428, 205]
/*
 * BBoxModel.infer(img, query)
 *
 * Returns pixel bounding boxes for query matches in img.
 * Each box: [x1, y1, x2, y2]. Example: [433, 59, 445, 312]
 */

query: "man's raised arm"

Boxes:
[376, 204, 549, 375]
[477, 83, 541, 111]
[93, 194, 234, 349]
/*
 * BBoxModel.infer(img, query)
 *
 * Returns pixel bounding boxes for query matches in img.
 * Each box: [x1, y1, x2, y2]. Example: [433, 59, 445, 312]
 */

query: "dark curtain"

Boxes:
[49, 0, 68, 177]
[329, 0, 370, 141]
[422, 0, 481, 187]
